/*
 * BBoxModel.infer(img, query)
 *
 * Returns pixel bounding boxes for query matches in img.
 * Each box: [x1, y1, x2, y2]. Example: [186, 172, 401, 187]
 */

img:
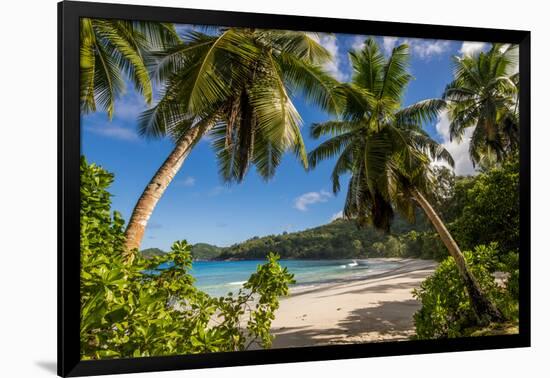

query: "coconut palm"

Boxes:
[80, 18, 179, 119]
[308, 38, 503, 323]
[123, 29, 341, 251]
[443, 43, 519, 166]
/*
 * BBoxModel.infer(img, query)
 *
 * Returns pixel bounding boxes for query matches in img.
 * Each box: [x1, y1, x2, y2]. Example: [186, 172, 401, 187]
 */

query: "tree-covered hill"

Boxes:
[142, 159, 519, 263]
[141, 244, 224, 260]
[217, 215, 430, 260]
[140, 248, 166, 259]
[191, 243, 223, 260]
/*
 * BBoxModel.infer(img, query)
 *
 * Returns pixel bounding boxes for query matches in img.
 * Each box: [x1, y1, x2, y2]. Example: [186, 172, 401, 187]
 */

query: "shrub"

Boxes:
[451, 156, 520, 255]
[80, 157, 294, 359]
[400, 230, 448, 261]
[412, 243, 518, 339]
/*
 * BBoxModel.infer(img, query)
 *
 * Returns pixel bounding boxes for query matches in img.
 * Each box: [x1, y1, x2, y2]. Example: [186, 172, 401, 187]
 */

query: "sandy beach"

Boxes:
[271, 258, 437, 348]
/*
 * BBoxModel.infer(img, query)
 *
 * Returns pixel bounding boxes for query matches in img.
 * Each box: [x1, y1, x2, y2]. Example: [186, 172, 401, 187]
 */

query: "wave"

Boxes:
[228, 281, 247, 286]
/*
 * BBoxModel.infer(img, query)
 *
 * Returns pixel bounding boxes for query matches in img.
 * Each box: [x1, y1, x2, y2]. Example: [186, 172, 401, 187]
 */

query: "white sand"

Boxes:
[270, 259, 437, 348]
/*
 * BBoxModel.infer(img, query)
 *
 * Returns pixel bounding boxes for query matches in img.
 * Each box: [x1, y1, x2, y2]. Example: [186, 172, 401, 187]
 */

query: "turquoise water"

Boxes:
[170, 259, 401, 297]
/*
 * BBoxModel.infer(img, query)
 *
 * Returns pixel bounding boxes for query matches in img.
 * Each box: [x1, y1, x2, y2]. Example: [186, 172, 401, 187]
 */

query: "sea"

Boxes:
[166, 259, 401, 297]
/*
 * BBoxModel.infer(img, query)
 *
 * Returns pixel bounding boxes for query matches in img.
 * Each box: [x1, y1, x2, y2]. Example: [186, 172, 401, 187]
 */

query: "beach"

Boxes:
[270, 258, 437, 348]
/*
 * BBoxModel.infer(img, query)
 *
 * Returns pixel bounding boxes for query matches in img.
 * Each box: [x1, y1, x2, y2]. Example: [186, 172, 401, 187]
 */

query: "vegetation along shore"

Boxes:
[79, 18, 520, 360]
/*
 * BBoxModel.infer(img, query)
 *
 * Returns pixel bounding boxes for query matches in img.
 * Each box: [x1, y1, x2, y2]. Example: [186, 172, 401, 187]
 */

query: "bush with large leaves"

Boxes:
[80, 157, 294, 359]
[451, 156, 520, 255]
[413, 243, 518, 339]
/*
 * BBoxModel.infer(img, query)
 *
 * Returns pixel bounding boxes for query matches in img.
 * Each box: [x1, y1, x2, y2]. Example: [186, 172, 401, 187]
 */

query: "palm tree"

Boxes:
[308, 38, 503, 323]
[123, 29, 341, 251]
[443, 43, 519, 166]
[80, 18, 179, 119]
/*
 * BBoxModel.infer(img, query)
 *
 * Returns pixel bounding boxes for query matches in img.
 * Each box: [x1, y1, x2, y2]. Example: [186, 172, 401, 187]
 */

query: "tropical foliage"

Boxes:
[80, 158, 294, 359]
[80, 18, 179, 118]
[307, 37, 504, 323]
[124, 28, 341, 250]
[144, 28, 341, 180]
[216, 216, 426, 260]
[451, 155, 520, 253]
[214, 155, 519, 263]
[78, 15, 522, 352]
[443, 44, 519, 166]
[413, 244, 518, 339]
[308, 37, 451, 231]
[412, 154, 520, 337]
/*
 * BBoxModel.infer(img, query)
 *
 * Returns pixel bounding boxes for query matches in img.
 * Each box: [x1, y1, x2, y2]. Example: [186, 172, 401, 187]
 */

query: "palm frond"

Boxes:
[310, 120, 356, 139]
[93, 41, 125, 119]
[350, 38, 385, 95]
[307, 132, 354, 169]
[276, 52, 343, 113]
[94, 20, 153, 104]
[265, 30, 332, 64]
[395, 98, 447, 126]
[379, 44, 412, 101]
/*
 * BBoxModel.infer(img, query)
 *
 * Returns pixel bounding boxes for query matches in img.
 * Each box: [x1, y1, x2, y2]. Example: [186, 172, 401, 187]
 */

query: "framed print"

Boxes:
[58, 1, 531, 376]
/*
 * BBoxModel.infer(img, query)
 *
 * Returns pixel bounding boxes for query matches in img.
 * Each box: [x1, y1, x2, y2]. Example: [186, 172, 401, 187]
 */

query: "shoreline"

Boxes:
[270, 258, 437, 348]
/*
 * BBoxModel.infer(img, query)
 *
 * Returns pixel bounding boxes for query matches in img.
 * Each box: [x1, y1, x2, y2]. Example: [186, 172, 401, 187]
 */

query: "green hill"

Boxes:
[140, 244, 222, 260]
[191, 243, 223, 260]
[140, 248, 166, 259]
[217, 215, 434, 260]
[140, 213, 444, 261]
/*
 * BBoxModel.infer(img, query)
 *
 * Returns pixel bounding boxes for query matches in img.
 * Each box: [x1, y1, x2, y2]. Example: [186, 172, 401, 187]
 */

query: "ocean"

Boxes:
[177, 259, 401, 297]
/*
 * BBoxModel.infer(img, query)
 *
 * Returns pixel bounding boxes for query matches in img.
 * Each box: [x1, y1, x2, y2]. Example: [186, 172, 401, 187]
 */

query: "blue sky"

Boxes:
[82, 28, 490, 249]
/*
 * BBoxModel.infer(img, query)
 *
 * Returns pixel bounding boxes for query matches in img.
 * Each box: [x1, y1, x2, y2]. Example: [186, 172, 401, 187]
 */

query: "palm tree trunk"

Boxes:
[124, 124, 209, 252]
[412, 188, 503, 324]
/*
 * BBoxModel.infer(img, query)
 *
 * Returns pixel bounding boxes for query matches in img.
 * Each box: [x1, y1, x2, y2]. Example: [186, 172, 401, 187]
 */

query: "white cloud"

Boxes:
[351, 36, 398, 56]
[86, 123, 139, 142]
[406, 38, 452, 60]
[374, 37, 451, 60]
[382, 36, 399, 55]
[352, 36, 366, 51]
[294, 190, 332, 211]
[112, 90, 147, 121]
[318, 34, 347, 81]
[459, 41, 488, 57]
[330, 210, 343, 221]
[433, 110, 476, 176]
[178, 176, 196, 187]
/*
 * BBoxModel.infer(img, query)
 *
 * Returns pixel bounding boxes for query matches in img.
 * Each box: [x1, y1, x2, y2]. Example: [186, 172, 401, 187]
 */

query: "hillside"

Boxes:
[141, 213, 443, 261]
[217, 215, 433, 260]
[140, 248, 166, 259]
[141, 244, 223, 260]
[191, 243, 223, 260]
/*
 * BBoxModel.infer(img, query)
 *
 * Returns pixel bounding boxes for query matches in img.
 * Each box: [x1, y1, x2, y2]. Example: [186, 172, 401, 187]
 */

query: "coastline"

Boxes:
[270, 258, 437, 348]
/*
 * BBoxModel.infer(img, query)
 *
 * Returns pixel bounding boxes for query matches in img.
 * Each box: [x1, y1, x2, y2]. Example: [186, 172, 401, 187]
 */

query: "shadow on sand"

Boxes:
[271, 299, 419, 348]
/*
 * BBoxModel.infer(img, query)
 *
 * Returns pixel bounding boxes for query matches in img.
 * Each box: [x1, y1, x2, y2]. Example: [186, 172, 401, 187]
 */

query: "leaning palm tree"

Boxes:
[123, 29, 341, 251]
[309, 38, 503, 323]
[80, 18, 179, 118]
[443, 43, 519, 166]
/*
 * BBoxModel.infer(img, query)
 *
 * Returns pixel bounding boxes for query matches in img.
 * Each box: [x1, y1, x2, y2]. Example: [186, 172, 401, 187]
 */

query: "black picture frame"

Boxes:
[58, 1, 531, 376]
